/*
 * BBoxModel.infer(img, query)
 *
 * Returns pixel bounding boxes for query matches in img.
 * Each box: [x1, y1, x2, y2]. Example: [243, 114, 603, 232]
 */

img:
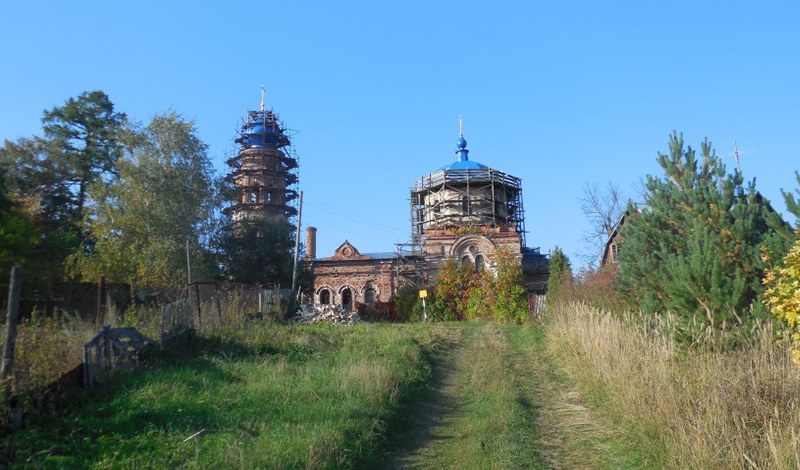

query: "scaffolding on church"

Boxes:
[223, 101, 300, 222]
[393, 241, 425, 288]
[410, 167, 526, 247]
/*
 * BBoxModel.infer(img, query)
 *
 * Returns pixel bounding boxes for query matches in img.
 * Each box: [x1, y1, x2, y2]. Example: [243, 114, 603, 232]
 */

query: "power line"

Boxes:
[305, 195, 408, 234]
[309, 216, 400, 247]
[304, 200, 407, 237]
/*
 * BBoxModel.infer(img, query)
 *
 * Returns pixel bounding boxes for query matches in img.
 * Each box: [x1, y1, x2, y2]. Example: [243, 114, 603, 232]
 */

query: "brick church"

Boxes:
[306, 123, 549, 312]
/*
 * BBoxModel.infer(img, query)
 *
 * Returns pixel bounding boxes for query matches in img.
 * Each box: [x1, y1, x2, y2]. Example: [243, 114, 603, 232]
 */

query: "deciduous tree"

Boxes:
[579, 182, 625, 264]
[68, 111, 219, 289]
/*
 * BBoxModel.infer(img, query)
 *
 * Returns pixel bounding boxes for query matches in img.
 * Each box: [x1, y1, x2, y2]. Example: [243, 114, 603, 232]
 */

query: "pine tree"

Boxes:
[42, 91, 126, 222]
[215, 218, 296, 287]
[547, 247, 572, 304]
[617, 132, 792, 325]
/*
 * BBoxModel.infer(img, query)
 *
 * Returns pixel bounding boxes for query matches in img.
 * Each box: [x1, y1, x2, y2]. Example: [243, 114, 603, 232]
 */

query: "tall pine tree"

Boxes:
[42, 90, 126, 222]
[617, 132, 792, 325]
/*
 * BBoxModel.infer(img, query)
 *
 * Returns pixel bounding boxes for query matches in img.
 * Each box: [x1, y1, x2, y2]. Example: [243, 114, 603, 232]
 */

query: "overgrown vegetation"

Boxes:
[394, 248, 530, 324]
[466, 248, 529, 324]
[2, 322, 445, 469]
[545, 302, 800, 469]
[0, 311, 93, 404]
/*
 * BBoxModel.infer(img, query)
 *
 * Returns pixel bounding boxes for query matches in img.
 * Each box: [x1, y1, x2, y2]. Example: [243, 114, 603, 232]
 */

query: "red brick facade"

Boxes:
[308, 240, 400, 312]
[308, 224, 528, 311]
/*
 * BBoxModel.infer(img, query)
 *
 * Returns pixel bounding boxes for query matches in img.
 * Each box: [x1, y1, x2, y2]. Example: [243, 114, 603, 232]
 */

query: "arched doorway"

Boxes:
[341, 288, 353, 312]
[319, 289, 331, 305]
[364, 282, 375, 307]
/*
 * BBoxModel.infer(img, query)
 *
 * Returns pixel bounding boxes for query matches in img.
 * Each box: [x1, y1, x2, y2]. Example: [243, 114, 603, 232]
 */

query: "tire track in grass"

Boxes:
[383, 325, 467, 470]
[505, 325, 643, 470]
[385, 324, 549, 470]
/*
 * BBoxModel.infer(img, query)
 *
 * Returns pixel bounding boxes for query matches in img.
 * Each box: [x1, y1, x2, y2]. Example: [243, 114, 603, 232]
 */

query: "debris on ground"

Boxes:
[294, 304, 363, 325]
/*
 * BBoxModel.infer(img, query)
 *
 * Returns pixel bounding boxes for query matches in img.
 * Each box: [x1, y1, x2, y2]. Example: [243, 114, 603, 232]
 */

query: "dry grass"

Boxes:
[0, 310, 94, 399]
[546, 302, 800, 469]
[0, 291, 279, 411]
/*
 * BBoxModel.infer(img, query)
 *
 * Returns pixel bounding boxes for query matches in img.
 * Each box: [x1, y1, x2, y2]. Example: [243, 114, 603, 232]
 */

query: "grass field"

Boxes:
[2, 322, 446, 469]
[7, 309, 782, 470]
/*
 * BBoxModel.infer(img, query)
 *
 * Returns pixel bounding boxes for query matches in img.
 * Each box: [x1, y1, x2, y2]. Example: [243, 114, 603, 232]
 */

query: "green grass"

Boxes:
[2, 322, 446, 469]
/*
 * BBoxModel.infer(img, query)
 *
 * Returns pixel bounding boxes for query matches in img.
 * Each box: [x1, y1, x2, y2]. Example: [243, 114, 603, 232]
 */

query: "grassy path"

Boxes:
[3, 321, 643, 469]
[384, 324, 642, 470]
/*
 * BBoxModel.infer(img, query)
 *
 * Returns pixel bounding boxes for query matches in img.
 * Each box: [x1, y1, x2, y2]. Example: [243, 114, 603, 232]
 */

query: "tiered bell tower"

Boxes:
[224, 89, 298, 222]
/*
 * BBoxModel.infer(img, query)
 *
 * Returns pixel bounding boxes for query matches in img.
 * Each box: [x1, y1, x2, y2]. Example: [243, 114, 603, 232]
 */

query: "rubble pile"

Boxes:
[294, 304, 363, 325]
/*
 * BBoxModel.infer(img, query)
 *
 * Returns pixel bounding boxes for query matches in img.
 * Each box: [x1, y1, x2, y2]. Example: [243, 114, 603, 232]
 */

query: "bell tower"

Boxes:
[224, 88, 299, 222]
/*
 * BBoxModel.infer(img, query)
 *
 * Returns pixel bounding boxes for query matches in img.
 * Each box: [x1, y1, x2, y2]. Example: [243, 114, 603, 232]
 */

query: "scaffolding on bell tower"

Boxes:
[223, 90, 299, 223]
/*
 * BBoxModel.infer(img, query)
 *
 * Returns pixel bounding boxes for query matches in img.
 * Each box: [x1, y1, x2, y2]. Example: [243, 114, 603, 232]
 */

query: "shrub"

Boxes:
[466, 248, 529, 324]
[390, 284, 418, 322]
[555, 264, 630, 314]
[763, 230, 800, 363]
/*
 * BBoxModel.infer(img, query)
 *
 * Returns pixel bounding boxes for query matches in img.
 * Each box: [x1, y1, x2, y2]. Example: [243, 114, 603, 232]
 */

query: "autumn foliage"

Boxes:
[763, 231, 800, 363]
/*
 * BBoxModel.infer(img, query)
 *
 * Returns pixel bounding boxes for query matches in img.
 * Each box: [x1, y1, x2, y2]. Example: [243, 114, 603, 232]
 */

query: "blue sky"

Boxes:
[2, 1, 799, 267]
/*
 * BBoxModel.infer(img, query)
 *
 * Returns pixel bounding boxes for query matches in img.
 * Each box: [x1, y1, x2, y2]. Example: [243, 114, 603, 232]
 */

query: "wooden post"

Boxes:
[215, 284, 222, 325]
[103, 326, 112, 371]
[1, 267, 22, 402]
[83, 345, 92, 389]
[96, 276, 105, 329]
[194, 283, 202, 332]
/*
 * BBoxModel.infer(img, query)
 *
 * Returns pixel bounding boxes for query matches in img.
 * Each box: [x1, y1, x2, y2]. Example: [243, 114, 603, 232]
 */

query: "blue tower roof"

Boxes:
[439, 160, 489, 170]
[437, 128, 488, 171]
[237, 109, 289, 150]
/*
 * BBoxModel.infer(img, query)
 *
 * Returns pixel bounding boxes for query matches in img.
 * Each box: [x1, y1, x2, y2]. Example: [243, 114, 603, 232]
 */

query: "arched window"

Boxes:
[364, 285, 375, 306]
[250, 193, 257, 203]
[475, 255, 485, 271]
[461, 255, 471, 265]
[462, 196, 470, 213]
[319, 289, 331, 305]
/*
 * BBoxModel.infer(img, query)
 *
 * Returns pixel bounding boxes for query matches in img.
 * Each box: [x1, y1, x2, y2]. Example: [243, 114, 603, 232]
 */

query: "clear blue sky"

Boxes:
[2, 1, 799, 267]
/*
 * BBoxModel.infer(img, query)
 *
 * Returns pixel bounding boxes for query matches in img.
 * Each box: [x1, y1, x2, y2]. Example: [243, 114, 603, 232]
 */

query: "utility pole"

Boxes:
[291, 191, 304, 297]
[186, 238, 192, 285]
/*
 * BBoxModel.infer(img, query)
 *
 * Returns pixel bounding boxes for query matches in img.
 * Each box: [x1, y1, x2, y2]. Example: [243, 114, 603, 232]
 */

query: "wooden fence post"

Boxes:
[194, 283, 202, 332]
[1, 267, 22, 402]
[83, 345, 92, 389]
[95, 276, 105, 329]
[215, 285, 222, 326]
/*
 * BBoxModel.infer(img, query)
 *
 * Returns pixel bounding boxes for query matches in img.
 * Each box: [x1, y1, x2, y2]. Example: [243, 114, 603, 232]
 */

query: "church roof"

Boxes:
[438, 160, 489, 171]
